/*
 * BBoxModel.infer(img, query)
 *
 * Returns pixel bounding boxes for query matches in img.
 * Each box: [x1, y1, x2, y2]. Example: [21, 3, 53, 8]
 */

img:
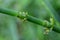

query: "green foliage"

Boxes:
[0, 0, 60, 40]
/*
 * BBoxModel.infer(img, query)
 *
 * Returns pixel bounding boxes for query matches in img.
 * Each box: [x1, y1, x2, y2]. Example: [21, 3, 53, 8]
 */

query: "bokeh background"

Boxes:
[0, 0, 60, 40]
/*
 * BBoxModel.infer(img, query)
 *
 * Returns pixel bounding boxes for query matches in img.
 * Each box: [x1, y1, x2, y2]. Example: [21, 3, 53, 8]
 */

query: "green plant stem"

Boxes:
[53, 25, 60, 33]
[27, 15, 60, 33]
[0, 7, 18, 16]
[0, 7, 60, 33]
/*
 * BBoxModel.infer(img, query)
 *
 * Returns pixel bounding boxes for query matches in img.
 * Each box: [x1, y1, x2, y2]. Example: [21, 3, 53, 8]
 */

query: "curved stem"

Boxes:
[0, 7, 60, 33]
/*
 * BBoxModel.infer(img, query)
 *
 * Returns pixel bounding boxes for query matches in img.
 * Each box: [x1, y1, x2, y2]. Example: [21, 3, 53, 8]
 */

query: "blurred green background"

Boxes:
[0, 0, 60, 40]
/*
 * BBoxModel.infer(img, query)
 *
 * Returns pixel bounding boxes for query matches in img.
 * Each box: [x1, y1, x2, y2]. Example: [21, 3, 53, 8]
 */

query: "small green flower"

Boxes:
[50, 16, 55, 30]
[18, 12, 28, 19]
